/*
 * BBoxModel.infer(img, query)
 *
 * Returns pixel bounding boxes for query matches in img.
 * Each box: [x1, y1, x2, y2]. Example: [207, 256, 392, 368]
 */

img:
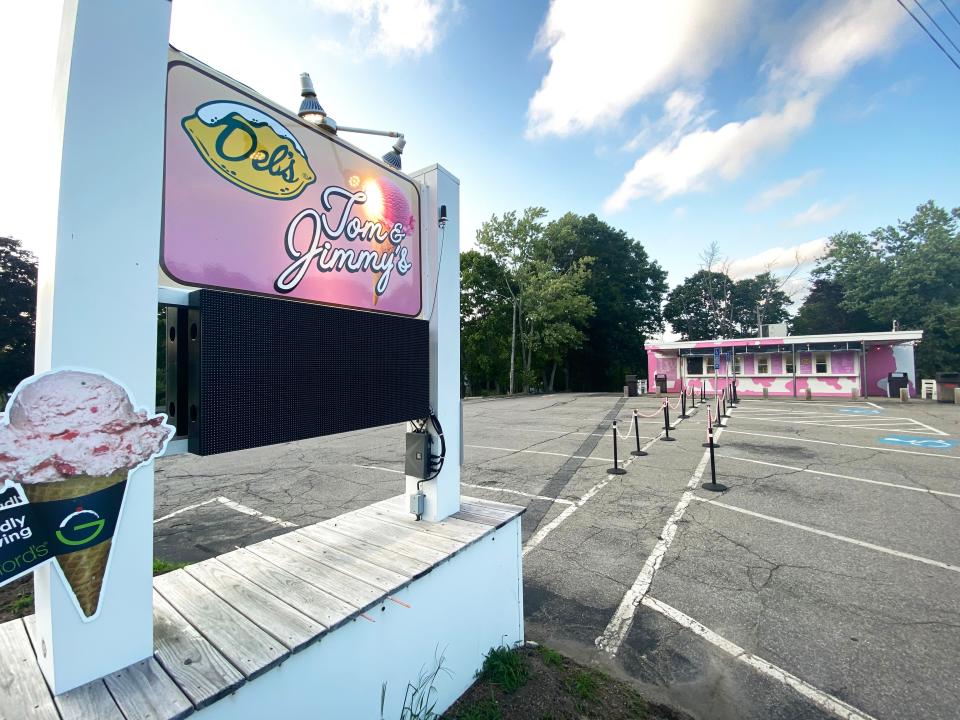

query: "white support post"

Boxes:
[32, 0, 171, 694]
[406, 165, 461, 521]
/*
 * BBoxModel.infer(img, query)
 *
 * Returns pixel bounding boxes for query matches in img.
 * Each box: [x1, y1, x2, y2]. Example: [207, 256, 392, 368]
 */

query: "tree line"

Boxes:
[463, 200, 959, 394]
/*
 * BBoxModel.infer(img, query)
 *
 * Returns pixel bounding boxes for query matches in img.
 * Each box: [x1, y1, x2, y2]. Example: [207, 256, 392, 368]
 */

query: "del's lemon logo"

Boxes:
[55, 508, 105, 547]
[182, 101, 316, 200]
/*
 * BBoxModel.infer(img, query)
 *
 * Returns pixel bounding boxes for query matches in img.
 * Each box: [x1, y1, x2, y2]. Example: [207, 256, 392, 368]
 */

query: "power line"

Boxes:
[896, 0, 960, 72]
[912, 0, 960, 57]
[937, 0, 960, 30]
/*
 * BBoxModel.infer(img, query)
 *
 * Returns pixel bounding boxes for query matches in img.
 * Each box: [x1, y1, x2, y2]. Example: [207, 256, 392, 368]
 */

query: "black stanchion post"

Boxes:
[691, 385, 697, 409]
[631, 409, 647, 457]
[607, 420, 627, 475]
[661, 402, 676, 441]
[721, 390, 728, 418]
[731, 378, 739, 406]
[680, 389, 689, 418]
[700, 410, 727, 492]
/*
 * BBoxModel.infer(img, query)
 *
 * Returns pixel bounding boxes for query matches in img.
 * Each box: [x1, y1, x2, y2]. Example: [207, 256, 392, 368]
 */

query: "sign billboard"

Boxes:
[162, 51, 422, 317]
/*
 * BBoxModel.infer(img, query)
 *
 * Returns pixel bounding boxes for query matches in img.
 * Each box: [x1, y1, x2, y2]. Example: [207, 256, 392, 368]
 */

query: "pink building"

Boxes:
[645, 330, 923, 398]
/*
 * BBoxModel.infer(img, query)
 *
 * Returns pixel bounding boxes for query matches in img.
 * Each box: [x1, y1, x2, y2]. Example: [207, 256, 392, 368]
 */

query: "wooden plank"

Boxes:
[154, 570, 287, 680]
[23, 616, 124, 720]
[323, 522, 450, 567]
[275, 531, 410, 592]
[358, 503, 490, 544]
[460, 498, 523, 522]
[186, 559, 323, 653]
[297, 523, 430, 578]
[452, 509, 500, 526]
[217, 548, 355, 631]
[0, 619, 60, 720]
[152, 591, 245, 709]
[245, 539, 384, 610]
[103, 657, 194, 720]
[461, 496, 525, 515]
[326, 514, 462, 558]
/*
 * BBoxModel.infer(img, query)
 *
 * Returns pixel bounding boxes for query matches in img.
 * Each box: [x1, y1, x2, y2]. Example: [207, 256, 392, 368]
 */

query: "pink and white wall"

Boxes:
[645, 333, 920, 398]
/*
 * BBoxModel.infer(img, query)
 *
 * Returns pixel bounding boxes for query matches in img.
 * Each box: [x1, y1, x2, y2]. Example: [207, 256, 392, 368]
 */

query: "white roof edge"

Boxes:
[646, 330, 923, 350]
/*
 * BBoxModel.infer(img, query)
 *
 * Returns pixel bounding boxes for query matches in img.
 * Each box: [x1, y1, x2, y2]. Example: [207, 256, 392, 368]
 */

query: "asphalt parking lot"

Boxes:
[154, 392, 960, 720]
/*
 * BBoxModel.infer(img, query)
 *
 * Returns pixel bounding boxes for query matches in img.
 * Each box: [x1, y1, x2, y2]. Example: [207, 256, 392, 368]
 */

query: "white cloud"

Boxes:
[598, 0, 904, 211]
[526, 0, 751, 139]
[603, 93, 819, 210]
[312, 0, 454, 58]
[622, 90, 713, 152]
[723, 237, 829, 280]
[790, 201, 846, 227]
[783, 0, 903, 86]
[747, 170, 821, 212]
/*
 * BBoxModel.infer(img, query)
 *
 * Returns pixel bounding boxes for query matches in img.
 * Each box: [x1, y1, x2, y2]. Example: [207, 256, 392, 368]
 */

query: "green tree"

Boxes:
[475, 209, 595, 393]
[792, 278, 884, 335]
[663, 269, 734, 340]
[541, 213, 667, 390]
[460, 250, 512, 394]
[0, 237, 37, 394]
[813, 201, 960, 377]
[730, 272, 792, 337]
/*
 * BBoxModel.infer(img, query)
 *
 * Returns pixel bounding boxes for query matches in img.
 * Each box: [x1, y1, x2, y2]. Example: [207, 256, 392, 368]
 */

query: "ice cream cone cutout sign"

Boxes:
[0, 370, 173, 620]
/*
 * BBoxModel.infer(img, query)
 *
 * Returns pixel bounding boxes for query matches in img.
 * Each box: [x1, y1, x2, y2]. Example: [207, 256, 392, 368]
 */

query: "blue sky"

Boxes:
[3, 0, 958, 311]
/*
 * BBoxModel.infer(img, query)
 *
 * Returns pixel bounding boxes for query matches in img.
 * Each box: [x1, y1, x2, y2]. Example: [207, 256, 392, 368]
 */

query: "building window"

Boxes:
[756, 355, 770, 374]
[733, 355, 742, 375]
[686, 356, 704, 375]
[784, 353, 795, 374]
[814, 352, 829, 374]
[706, 355, 716, 374]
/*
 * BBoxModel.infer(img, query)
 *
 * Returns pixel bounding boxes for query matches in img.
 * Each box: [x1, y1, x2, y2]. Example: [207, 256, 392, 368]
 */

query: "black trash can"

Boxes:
[625, 374, 638, 397]
[655, 373, 668, 394]
[936, 371, 959, 403]
[887, 372, 909, 398]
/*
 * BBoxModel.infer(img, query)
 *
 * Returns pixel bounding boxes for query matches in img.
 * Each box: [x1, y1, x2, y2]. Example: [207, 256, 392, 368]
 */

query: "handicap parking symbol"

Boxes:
[878, 435, 957, 450]
[837, 408, 881, 415]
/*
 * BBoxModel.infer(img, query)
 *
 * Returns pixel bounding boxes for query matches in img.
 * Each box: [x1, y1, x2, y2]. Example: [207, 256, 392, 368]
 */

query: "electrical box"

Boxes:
[405, 431, 431, 479]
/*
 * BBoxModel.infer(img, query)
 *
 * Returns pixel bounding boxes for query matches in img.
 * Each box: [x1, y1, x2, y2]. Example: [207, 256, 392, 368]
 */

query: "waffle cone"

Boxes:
[23, 472, 126, 617]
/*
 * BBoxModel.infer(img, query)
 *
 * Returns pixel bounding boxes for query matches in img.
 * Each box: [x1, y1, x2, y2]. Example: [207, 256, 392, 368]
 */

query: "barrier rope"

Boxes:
[667, 397, 682, 410]
[633, 401, 667, 418]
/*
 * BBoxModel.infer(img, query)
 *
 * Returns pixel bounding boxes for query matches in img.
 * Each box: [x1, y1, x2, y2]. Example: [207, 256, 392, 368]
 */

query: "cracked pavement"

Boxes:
[154, 392, 960, 720]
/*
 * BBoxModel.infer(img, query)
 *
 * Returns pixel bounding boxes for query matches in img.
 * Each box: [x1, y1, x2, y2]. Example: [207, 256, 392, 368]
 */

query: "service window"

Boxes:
[784, 353, 795, 374]
[814, 352, 829, 374]
[756, 355, 770, 374]
[686, 356, 704, 375]
[706, 355, 716, 374]
[733, 355, 743, 374]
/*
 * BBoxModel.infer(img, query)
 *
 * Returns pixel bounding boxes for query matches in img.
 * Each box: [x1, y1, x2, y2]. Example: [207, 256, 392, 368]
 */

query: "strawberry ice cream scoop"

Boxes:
[0, 371, 173, 484]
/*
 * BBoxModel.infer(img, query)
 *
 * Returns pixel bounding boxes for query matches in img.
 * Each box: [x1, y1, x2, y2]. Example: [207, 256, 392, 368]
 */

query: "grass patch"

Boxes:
[9, 593, 33, 614]
[454, 696, 502, 720]
[570, 670, 601, 704]
[153, 559, 188, 576]
[445, 644, 686, 720]
[477, 645, 529, 694]
[536, 645, 564, 669]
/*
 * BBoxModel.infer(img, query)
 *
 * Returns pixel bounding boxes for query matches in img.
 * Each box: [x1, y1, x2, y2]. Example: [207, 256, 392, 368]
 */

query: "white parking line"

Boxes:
[642, 596, 878, 720]
[154, 496, 298, 528]
[461, 483, 575, 506]
[466, 444, 614, 463]
[523, 478, 609, 556]
[736, 399, 876, 408]
[483, 427, 655, 440]
[730, 416, 940, 435]
[596, 413, 728, 655]
[718, 454, 960, 498]
[690, 496, 960, 573]
[723, 429, 960, 460]
[865, 401, 882, 409]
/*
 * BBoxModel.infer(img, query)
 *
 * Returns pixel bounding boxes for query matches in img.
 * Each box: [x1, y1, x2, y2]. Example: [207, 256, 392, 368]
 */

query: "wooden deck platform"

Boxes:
[1, 495, 524, 720]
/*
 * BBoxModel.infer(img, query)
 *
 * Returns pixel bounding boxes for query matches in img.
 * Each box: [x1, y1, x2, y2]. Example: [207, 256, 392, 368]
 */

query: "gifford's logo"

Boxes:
[55, 508, 105, 548]
[182, 101, 316, 200]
